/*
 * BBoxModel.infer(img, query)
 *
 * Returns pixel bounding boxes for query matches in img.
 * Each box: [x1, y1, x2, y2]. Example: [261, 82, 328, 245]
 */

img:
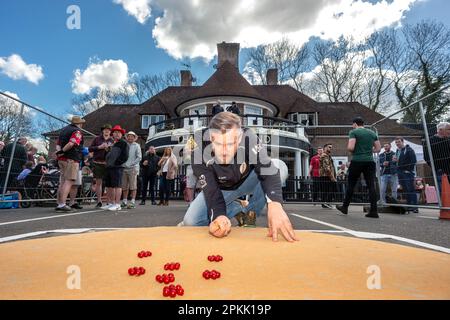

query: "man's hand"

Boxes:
[98, 143, 108, 150]
[267, 202, 298, 242]
[209, 215, 231, 238]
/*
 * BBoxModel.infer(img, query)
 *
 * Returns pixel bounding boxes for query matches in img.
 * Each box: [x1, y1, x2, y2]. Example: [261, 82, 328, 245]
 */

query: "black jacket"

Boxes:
[0, 142, 27, 175]
[396, 145, 417, 173]
[423, 135, 450, 174]
[106, 139, 129, 168]
[212, 104, 224, 115]
[58, 124, 84, 161]
[140, 153, 160, 176]
[379, 151, 397, 175]
[227, 104, 240, 115]
[191, 128, 283, 223]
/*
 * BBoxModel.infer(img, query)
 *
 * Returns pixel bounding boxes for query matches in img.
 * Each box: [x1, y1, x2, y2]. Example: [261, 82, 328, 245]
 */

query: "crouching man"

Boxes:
[182, 112, 298, 242]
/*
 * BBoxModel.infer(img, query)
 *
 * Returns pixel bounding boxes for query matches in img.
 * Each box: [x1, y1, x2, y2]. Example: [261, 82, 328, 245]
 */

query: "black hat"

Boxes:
[101, 124, 112, 130]
[352, 117, 364, 125]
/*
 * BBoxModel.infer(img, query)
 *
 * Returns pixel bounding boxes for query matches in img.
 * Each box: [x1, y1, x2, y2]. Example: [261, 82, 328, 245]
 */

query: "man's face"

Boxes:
[102, 129, 111, 137]
[126, 134, 136, 143]
[384, 144, 391, 152]
[113, 131, 122, 140]
[210, 127, 242, 164]
[395, 139, 404, 149]
[317, 148, 323, 156]
[324, 145, 332, 154]
[148, 146, 155, 154]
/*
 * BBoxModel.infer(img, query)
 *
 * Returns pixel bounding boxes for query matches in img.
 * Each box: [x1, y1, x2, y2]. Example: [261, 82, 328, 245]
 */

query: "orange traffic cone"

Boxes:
[439, 174, 450, 220]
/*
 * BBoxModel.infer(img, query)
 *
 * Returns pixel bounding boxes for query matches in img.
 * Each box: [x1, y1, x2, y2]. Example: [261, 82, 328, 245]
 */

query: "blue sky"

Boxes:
[0, 0, 448, 119]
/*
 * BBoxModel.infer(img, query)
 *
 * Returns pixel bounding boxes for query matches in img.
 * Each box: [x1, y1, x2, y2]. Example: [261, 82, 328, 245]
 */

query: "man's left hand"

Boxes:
[267, 202, 298, 242]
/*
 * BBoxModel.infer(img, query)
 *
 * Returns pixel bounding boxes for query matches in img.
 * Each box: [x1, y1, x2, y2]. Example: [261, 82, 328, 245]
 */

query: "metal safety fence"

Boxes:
[370, 84, 450, 211]
[0, 91, 97, 207]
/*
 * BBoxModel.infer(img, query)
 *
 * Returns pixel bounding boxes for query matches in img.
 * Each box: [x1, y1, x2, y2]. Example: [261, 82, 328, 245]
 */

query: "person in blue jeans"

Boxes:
[182, 112, 298, 242]
[379, 143, 398, 203]
[394, 137, 418, 213]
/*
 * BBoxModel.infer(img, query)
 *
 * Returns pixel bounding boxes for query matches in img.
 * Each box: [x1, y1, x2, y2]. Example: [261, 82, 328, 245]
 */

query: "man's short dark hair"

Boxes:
[352, 117, 364, 126]
[323, 143, 332, 148]
[395, 136, 404, 142]
[209, 111, 242, 133]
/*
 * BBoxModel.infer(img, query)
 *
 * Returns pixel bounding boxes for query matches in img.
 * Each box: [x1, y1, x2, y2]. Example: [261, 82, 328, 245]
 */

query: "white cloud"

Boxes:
[0, 54, 44, 84]
[72, 59, 131, 94]
[148, 0, 419, 61]
[2, 90, 20, 102]
[114, 0, 152, 24]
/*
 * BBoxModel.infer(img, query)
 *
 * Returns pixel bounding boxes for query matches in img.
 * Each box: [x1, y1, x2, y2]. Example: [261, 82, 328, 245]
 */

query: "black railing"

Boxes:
[282, 177, 374, 203]
[148, 115, 302, 135]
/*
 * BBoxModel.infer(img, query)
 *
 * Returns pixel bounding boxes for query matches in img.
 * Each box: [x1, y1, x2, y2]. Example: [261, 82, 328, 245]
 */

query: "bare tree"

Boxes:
[308, 37, 368, 104]
[71, 70, 182, 116]
[130, 69, 181, 99]
[246, 38, 310, 90]
[391, 20, 450, 123]
[0, 96, 34, 144]
[363, 31, 397, 112]
[36, 114, 66, 152]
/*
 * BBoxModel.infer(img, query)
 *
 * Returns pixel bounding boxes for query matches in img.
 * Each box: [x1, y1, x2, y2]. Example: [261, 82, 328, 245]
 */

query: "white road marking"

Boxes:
[289, 213, 352, 232]
[0, 228, 127, 243]
[289, 213, 450, 254]
[417, 216, 439, 220]
[0, 209, 107, 226]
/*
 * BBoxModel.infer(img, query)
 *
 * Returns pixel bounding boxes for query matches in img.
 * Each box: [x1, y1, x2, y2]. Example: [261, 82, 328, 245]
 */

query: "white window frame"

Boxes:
[289, 113, 316, 126]
[142, 115, 166, 129]
[188, 105, 207, 127]
[244, 105, 263, 126]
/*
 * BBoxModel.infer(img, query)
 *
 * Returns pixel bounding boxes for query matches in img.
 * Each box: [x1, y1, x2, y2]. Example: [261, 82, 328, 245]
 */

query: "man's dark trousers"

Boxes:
[141, 174, 157, 202]
[343, 161, 378, 213]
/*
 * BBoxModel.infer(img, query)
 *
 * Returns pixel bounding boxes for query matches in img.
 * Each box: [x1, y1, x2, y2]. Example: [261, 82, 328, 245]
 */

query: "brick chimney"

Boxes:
[266, 68, 278, 85]
[217, 42, 240, 69]
[180, 70, 192, 86]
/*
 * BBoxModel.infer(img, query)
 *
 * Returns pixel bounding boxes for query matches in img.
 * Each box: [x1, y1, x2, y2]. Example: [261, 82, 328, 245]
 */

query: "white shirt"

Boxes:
[163, 158, 169, 173]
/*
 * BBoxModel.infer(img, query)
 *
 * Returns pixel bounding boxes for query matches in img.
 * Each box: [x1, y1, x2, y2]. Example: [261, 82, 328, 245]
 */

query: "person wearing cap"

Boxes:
[89, 124, 114, 208]
[102, 125, 129, 211]
[121, 131, 142, 209]
[54, 116, 85, 212]
[336, 117, 381, 218]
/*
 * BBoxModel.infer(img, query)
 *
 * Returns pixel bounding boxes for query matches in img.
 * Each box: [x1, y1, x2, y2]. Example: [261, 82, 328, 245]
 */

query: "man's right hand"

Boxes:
[98, 143, 108, 150]
[143, 160, 149, 166]
[209, 215, 231, 238]
[383, 161, 389, 167]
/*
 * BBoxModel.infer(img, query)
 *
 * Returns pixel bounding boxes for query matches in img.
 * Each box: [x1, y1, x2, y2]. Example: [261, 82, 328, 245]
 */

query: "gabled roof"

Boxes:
[253, 85, 319, 116]
[140, 86, 200, 117]
[192, 61, 265, 100]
